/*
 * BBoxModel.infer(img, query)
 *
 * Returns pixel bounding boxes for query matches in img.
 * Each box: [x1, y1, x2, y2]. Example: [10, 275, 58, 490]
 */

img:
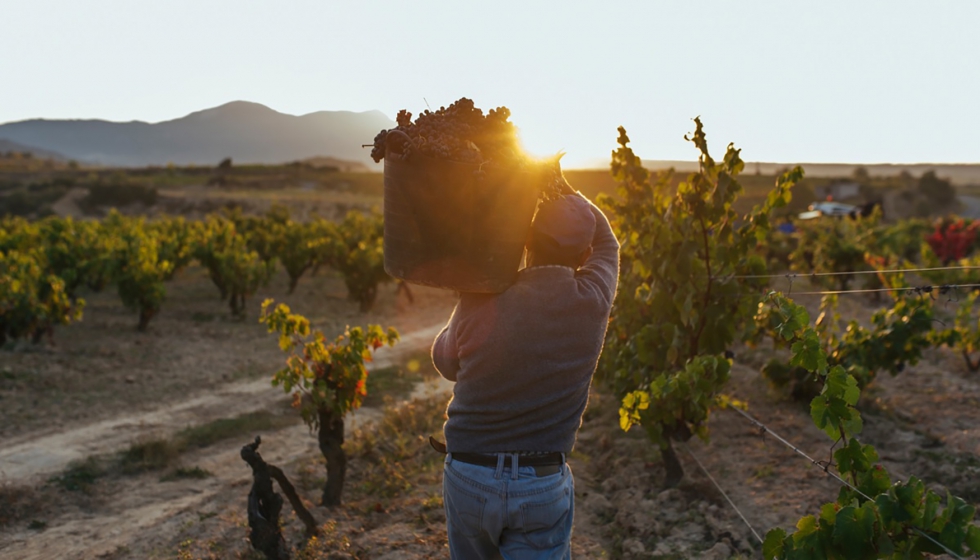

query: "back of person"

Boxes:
[442, 263, 613, 453]
[432, 188, 619, 559]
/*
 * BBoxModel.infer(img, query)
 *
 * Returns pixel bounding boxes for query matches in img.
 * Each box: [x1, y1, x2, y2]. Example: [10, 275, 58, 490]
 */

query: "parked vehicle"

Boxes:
[808, 201, 858, 217]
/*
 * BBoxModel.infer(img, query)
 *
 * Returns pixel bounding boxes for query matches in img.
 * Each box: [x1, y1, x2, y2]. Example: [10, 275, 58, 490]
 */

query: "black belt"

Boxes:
[430, 437, 564, 477]
[451, 452, 564, 467]
[452, 453, 564, 477]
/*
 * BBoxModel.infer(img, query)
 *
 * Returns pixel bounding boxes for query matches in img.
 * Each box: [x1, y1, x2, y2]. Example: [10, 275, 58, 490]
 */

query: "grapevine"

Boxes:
[193, 214, 275, 317]
[260, 299, 398, 506]
[0, 248, 82, 345]
[758, 293, 980, 559]
[599, 119, 802, 486]
[107, 212, 174, 331]
[753, 283, 937, 395]
[323, 210, 389, 312]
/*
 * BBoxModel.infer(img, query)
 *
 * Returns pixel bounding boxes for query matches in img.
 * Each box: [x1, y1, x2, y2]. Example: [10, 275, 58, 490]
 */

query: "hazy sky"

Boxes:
[1, 1, 978, 167]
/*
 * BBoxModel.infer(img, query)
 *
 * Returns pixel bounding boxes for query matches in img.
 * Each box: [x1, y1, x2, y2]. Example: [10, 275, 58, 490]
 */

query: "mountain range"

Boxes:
[3, 103, 978, 184]
[0, 101, 395, 168]
[0, 139, 68, 161]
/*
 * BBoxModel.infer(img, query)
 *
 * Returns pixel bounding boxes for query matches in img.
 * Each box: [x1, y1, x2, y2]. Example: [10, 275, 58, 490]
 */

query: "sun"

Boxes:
[516, 126, 564, 162]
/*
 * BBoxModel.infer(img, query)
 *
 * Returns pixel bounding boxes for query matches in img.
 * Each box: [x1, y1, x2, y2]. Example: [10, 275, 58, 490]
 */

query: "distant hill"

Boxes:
[636, 160, 980, 186]
[0, 139, 68, 161]
[0, 101, 394, 168]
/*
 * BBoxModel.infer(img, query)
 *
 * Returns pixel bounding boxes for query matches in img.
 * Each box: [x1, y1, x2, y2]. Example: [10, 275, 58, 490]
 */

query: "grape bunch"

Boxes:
[369, 98, 524, 167]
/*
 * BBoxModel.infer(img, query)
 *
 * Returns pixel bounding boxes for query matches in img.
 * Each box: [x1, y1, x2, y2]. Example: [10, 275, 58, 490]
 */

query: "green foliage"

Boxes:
[599, 119, 802, 464]
[324, 210, 389, 312]
[754, 283, 936, 393]
[786, 212, 932, 295]
[147, 217, 198, 281]
[2, 202, 392, 338]
[789, 217, 873, 291]
[833, 296, 935, 387]
[916, 246, 980, 372]
[224, 207, 280, 266]
[928, 290, 980, 372]
[764, 227, 798, 272]
[868, 218, 932, 264]
[271, 209, 336, 294]
[4, 212, 198, 333]
[193, 214, 237, 300]
[759, 293, 980, 559]
[106, 212, 173, 331]
[34, 216, 117, 297]
[192, 214, 275, 315]
[218, 238, 275, 317]
[0, 247, 82, 345]
[260, 299, 399, 426]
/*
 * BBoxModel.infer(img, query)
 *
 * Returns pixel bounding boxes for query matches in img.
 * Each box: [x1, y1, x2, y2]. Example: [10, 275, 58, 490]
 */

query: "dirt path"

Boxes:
[0, 377, 456, 560]
[49, 187, 88, 218]
[0, 323, 447, 485]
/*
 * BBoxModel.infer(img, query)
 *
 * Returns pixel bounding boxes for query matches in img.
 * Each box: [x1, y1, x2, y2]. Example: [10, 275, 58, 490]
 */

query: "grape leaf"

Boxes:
[834, 439, 871, 475]
[777, 303, 811, 341]
[831, 504, 878, 560]
[790, 331, 827, 373]
[876, 493, 910, 527]
[762, 527, 786, 560]
[966, 524, 980, 554]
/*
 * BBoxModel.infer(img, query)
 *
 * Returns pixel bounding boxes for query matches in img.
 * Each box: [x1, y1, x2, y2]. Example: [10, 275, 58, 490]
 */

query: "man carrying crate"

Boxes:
[431, 178, 620, 559]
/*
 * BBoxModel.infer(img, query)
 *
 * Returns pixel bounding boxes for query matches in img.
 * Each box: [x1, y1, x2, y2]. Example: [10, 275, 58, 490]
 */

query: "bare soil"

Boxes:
[1, 268, 978, 559]
[0, 265, 453, 459]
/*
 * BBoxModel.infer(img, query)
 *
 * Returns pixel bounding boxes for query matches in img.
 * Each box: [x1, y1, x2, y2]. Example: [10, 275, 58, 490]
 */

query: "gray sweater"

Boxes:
[431, 195, 619, 453]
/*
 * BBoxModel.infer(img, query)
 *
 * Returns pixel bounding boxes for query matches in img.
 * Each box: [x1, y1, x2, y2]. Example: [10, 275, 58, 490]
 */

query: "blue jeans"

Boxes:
[443, 453, 574, 559]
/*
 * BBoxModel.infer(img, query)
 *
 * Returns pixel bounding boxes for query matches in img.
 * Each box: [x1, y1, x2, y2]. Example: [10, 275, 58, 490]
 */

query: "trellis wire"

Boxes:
[726, 405, 966, 560]
[788, 283, 980, 297]
[735, 265, 980, 280]
[682, 444, 764, 545]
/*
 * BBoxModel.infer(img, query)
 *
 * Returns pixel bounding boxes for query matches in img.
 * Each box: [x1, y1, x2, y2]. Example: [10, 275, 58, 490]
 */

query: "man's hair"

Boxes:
[528, 230, 585, 268]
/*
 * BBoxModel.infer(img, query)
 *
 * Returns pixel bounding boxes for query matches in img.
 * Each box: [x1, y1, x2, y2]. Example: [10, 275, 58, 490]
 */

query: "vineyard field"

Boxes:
[4, 274, 977, 558]
[2, 151, 980, 558]
[0, 264, 455, 441]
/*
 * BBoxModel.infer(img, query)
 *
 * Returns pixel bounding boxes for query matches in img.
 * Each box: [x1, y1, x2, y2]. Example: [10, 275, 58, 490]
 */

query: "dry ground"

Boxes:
[1, 259, 979, 558]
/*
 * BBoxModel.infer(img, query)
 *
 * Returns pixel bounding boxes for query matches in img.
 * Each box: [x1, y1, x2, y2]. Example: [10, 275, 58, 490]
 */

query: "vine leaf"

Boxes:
[831, 503, 878, 560]
[938, 492, 977, 554]
[966, 524, 980, 554]
[763, 528, 786, 560]
[834, 439, 871, 474]
[789, 331, 826, 373]
[875, 493, 911, 527]
[789, 515, 825, 559]
[776, 301, 811, 341]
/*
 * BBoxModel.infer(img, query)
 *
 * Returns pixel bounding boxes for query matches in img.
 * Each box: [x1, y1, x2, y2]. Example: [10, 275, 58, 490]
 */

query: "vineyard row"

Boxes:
[0, 206, 386, 343]
[4, 117, 980, 556]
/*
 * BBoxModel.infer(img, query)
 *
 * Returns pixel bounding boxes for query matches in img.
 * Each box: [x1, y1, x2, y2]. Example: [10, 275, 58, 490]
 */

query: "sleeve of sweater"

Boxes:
[431, 306, 461, 382]
[575, 192, 620, 306]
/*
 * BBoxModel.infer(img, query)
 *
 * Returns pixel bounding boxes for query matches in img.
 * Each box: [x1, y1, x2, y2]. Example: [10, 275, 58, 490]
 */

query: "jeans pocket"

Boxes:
[444, 470, 487, 538]
[519, 484, 572, 550]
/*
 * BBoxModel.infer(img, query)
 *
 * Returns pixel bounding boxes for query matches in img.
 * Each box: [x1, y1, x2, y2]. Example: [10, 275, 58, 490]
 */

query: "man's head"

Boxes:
[526, 195, 596, 269]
